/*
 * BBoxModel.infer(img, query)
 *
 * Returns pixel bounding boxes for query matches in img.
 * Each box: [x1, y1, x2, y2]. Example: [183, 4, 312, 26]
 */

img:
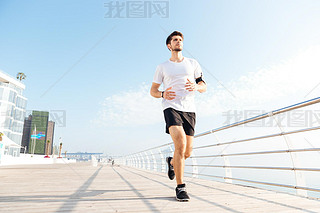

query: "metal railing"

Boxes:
[116, 96, 320, 198]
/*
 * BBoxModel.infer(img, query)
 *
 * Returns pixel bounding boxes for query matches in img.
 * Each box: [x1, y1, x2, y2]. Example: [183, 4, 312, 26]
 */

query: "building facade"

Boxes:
[0, 70, 27, 156]
[29, 111, 48, 155]
[46, 121, 55, 155]
[21, 115, 32, 153]
[21, 111, 55, 155]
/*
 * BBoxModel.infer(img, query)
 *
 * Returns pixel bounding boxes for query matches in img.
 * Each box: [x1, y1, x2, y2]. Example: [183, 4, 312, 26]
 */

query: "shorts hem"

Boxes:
[164, 108, 196, 136]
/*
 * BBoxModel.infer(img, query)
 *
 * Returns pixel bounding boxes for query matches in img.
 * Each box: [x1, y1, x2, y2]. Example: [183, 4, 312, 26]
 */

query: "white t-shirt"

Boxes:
[153, 57, 203, 112]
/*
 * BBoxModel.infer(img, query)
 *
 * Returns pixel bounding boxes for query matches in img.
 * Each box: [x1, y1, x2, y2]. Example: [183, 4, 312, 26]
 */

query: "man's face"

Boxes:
[168, 35, 183, 52]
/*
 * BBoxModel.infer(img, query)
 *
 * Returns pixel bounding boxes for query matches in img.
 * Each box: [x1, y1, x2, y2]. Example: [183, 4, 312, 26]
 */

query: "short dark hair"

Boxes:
[166, 31, 184, 46]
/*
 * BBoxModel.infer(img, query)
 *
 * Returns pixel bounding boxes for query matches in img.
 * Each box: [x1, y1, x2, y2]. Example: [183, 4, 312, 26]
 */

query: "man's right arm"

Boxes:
[150, 83, 176, 100]
[150, 82, 162, 98]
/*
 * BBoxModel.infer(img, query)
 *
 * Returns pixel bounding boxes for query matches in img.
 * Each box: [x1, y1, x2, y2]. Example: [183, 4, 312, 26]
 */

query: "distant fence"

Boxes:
[116, 97, 320, 198]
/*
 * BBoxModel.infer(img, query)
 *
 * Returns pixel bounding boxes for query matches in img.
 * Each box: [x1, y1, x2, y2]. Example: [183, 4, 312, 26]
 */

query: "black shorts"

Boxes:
[163, 108, 196, 136]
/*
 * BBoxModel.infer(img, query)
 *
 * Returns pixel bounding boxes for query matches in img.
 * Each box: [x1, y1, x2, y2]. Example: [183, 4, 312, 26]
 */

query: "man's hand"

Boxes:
[185, 79, 198, 92]
[164, 87, 176, 100]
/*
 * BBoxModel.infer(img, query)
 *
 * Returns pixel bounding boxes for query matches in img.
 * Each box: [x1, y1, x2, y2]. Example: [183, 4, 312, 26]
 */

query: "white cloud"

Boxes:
[92, 83, 163, 127]
[93, 45, 320, 127]
[196, 45, 320, 117]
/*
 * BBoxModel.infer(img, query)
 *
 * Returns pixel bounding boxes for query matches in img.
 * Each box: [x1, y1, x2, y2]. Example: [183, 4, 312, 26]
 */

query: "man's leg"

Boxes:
[169, 125, 191, 202]
[169, 125, 187, 185]
[171, 135, 193, 166]
[185, 135, 194, 159]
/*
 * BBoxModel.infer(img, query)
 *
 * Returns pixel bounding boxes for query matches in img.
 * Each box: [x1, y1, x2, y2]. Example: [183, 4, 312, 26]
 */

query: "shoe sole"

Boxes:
[176, 197, 190, 202]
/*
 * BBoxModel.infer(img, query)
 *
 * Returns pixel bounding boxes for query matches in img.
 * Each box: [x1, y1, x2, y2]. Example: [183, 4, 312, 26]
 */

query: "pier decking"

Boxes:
[0, 162, 319, 212]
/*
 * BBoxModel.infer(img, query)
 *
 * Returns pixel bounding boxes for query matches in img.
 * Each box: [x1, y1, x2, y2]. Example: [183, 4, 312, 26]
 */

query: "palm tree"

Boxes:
[16, 72, 26, 81]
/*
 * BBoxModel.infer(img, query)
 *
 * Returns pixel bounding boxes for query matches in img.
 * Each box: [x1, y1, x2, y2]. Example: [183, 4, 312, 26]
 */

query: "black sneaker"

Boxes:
[166, 157, 175, 180]
[175, 184, 190, 202]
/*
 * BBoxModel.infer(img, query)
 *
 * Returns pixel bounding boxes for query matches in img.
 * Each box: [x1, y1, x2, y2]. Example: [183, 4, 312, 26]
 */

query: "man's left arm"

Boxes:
[195, 80, 207, 93]
[193, 60, 206, 93]
[185, 78, 207, 93]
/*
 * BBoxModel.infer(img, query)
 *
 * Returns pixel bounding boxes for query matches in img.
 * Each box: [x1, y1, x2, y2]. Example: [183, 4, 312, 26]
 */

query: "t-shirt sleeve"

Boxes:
[194, 60, 204, 79]
[153, 65, 163, 84]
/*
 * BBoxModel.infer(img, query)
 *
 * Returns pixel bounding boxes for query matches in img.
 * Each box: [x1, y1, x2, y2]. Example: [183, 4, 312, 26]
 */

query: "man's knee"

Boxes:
[184, 151, 192, 159]
[175, 144, 186, 157]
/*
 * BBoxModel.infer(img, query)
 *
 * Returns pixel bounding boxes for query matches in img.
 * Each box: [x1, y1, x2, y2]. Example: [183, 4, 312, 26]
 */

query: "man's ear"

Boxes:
[167, 44, 172, 51]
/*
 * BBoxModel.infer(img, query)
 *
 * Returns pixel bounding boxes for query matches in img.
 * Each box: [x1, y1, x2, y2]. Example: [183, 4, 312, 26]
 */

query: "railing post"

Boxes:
[140, 153, 145, 169]
[223, 155, 232, 183]
[121, 157, 125, 165]
[134, 155, 138, 168]
[128, 156, 132, 167]
[121, 157, 125, 166]
[169, 145, 174, 157]
[214, 132, 233, 183]
[145, 152, 150, 170]
[136, 154, 141, 168]
[159, 148, 165, 172]
[270, 112, 307, 197]
[122, 156, 126, 166]
[191, 152, 198, 178]
[150, 151, 157, 171]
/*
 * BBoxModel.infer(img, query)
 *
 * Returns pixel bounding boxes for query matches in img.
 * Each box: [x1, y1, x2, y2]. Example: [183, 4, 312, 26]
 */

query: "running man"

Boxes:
[150, 31, 207, 201]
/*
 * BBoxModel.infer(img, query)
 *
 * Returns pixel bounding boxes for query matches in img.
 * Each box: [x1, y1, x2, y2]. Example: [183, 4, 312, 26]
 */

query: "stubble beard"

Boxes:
[173, 47, 182, 52]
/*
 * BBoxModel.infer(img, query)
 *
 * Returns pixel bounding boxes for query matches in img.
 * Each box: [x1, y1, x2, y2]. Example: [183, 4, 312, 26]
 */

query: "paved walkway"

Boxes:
[0, 162, 320, 212]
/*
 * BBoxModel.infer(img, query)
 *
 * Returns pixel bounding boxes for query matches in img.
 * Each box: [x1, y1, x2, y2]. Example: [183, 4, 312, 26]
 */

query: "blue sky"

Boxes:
[1, 0, 320, 156]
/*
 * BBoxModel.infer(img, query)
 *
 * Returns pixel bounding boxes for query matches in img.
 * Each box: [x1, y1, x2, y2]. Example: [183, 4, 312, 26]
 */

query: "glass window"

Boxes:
[4, 117, 12, 129]
[16, 96, 26, 109]
[14, 109, 23, 121]
[16, 97, 20, 108]
[0, 102, 8, 117]
[6, 105, 14, 117]
[23, 99, 27, 109]
[8, 90, 17, 103]
[0, 87, 3, 99]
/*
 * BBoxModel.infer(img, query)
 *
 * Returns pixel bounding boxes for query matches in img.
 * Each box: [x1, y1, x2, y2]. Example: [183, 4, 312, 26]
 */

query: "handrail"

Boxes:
[118, 96, 320, 198]
[195, 96, 320, 137]
[191, 148, 320, 158]
[184, 172, 320, 193]
[127, 142, 173, 156]
[185, 165, 320, 172]
[124, 96, 320, 156]
[193, 126, 320, 150]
